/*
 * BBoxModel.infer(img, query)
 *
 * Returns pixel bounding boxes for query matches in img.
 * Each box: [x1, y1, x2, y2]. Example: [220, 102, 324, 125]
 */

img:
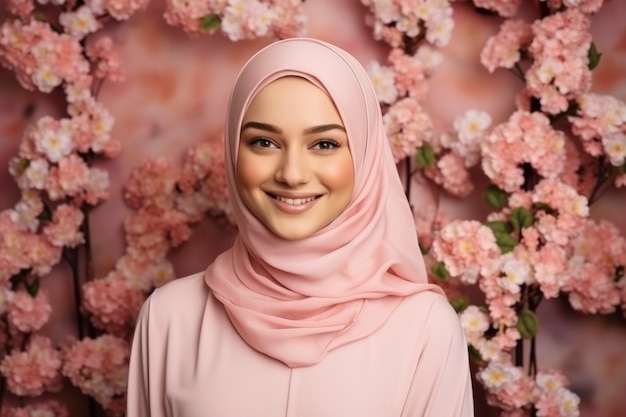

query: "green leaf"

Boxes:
[588, 42, 602, 70]
[468, 344, 485, 365]
[485, 185, 508, 209]
[37, 204, 52, 222]
[431, 261, 450, 282]
[486, 220, 510, 234]
[199, 14, 221, 31]
[33, 12, 47, 22]
[516, 309, 539, 339]
[9, 269, 30, 290]
[493, 230, 518, 254]
[450, 296, 469, 313]
[415, 144, 435, 168]
[509, 207, 533, 231]
[618, 161, 626, 174]
[532, 202, 557, 216]
[26, 278, 40, 297]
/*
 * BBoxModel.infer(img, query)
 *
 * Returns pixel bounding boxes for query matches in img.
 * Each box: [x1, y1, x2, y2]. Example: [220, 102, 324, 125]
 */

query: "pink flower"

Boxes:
[6, 0, 35, 19]
[82, 277, 145, 338]
[124, 157, 180, 209]
[0, 19, 89, 93]
[43, 204, 85, 247]
[481, 111, 566, 192]
[388, 48, 428, 100]
[481, 19, 533, 72]
[59, 5, 100, 39]
[0, 335, 63, 396]
[432, 220, 501, 284]
[7, 289, 52, 333]
[424, 151, 474, 197]
[178, 140, 230, 219]
[530, 242, 569, 298]
[86, 36, 124, 81]
[526, 8, 592, 114]
[61, 335, 130, 414]
[473, 0, 523, 17]
[113, 253, 175, 290]
[383, 97, 434, 162]
[563, 219, 624, 314]
[0, 399, 69, 417]
[56, 153, 90, 196]
[100, 0, 150, 20]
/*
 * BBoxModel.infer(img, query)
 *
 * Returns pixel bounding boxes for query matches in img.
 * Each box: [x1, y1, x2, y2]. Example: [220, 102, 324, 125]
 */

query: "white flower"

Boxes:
[454, 110, 492, 144]
[459, 305, 490, 337]
[499, 254, 531, 294]
[556, 387, 580, 417]
[425, 15, 454, 47]
[36, 127, 73, 163]
[367, 61, 398, 104]
[415, 45, 443, 72]
[602, 132, 626, 167]
[60, 6, 99, 39]
[32, 65, 62, 93]
[65, 82, 92, 103]
[479, 360, 521, 390]
[536, 58, 564, 84]
[24, 158, 50, 189]
[371, 0, 400, 24]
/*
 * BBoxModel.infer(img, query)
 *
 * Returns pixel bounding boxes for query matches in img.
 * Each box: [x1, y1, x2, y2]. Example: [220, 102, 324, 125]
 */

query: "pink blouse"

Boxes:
[126, 273, 474, 416]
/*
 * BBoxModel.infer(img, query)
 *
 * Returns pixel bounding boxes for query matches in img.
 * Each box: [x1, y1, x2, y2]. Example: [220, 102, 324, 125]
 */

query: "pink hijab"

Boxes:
[205, 38, 443, 368]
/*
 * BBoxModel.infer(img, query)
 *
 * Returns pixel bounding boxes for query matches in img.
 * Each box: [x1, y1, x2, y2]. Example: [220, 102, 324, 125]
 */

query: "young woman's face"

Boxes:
[237, 76, 354, 240]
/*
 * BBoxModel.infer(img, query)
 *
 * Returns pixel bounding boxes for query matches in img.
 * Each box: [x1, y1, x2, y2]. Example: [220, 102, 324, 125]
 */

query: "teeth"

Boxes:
[275, 195, 316, 205]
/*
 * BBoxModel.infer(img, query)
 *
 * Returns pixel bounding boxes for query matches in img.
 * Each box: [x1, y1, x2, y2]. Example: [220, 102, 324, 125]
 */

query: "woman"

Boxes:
[126, 37, 474, 416]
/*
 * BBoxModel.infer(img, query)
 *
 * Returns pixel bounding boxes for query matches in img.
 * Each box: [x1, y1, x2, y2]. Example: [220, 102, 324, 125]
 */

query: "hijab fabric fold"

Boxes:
[205, 37, 443, 368]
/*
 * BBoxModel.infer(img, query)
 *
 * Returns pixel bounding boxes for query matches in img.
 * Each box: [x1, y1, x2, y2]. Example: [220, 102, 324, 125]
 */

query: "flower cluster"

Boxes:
[476, 361, 580, 417]
[361, 0, 454, 48]
[362, 0, 453, 164]
[0, 19, 89, 93]
[0, 335, 63, 397]
[0, 399, 69, 417]
[1, 0, 625, 416]
[0, 0, 137, 413]
[61, 335, 131, 417]
[481, 110, 566, 193]
[568, 93, 626, 187]
[82, 141, 230, 337]
[164, 0, 307, 40]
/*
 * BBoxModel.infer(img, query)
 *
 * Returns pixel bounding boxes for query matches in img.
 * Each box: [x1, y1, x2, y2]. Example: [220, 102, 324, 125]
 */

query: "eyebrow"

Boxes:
[241, 121, 346, 135]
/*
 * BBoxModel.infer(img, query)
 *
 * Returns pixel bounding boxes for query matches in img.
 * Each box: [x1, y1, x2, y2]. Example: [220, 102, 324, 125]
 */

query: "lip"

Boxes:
[266, 191, 321, 214]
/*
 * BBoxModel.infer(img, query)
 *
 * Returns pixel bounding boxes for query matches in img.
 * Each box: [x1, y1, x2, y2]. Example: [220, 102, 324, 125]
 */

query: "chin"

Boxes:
[269, 226, 319, 241]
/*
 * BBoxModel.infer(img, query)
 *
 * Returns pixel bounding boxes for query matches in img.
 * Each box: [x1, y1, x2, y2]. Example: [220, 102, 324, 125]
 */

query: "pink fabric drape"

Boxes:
[205, 38, 444, 367]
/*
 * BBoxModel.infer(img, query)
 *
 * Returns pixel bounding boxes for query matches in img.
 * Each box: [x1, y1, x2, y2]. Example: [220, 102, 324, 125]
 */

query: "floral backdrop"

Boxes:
[0, 0, 625, 416]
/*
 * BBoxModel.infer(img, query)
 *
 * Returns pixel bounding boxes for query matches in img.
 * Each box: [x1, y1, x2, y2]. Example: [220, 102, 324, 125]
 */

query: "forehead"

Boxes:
[243, 77, 343, 123]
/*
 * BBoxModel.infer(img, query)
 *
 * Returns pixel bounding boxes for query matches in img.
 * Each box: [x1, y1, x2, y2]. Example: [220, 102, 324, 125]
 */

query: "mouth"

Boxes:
[268, 193, 320, 206]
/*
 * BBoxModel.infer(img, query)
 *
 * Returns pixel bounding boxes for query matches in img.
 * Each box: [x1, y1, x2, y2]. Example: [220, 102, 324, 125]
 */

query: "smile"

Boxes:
[272, 195, 318, 205]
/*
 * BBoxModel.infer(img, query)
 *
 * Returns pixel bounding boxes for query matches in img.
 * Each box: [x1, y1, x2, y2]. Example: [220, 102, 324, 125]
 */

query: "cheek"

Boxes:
[235, 152, 261, 195]
[321, 154, 355, 194]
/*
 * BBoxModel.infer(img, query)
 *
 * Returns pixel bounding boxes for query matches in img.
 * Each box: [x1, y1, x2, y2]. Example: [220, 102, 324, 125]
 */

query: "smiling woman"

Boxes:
[126, 37, 474, 417]
[237, 76, 354, 241]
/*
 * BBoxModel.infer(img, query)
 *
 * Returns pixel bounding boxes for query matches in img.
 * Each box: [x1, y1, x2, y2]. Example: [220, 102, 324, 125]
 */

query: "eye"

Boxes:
[249, 137, 278, 149]
[312, 139, 341, 151]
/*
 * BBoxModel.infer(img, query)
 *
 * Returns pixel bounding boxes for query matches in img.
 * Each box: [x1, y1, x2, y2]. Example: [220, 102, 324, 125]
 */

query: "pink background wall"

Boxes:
[1, 0, 625, 415]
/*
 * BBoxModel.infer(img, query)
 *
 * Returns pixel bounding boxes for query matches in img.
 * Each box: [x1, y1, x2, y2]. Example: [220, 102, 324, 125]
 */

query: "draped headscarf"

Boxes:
[205, 37, 443, 368]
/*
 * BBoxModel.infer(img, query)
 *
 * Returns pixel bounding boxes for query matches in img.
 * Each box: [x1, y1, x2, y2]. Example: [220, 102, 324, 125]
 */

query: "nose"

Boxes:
[275, 148, 311, 186]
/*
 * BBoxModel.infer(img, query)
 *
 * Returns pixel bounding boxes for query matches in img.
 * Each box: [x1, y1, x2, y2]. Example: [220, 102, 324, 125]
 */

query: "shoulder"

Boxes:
[395, 290, 465, 345]
[151, 272, 208, 301]
[140, 272, 210, 324]
[400, 290, 459, 322]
